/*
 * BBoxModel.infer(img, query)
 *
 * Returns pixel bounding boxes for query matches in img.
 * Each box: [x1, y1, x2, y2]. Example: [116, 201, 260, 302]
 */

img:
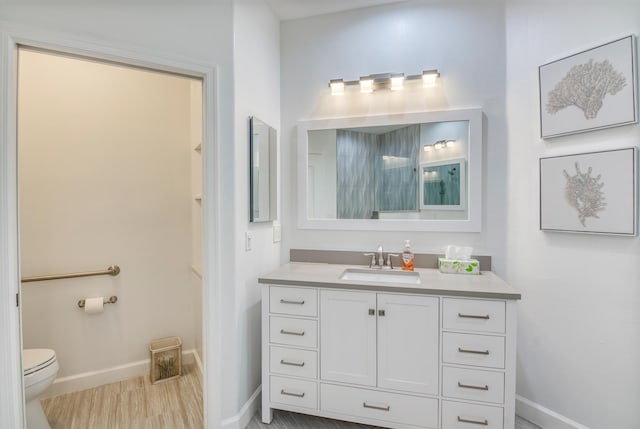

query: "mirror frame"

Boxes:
[297, 108, 482, 232]
[249, 116, 278, 223]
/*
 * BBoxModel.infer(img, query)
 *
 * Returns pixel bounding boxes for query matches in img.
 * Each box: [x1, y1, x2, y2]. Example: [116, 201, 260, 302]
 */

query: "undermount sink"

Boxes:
[339, 268, 421, 285]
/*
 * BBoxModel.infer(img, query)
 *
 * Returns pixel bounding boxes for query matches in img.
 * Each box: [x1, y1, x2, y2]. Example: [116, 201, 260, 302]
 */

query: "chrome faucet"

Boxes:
[364, 245, 398, 269]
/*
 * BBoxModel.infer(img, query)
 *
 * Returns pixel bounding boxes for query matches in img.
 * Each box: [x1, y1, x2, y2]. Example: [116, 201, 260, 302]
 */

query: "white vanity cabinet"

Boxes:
[320, 290, 439, 395]
[260, 265, 519, 429]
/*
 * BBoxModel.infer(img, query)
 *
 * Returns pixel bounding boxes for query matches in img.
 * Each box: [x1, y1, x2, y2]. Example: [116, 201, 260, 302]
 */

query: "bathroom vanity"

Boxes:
[259, 262, 520, 429]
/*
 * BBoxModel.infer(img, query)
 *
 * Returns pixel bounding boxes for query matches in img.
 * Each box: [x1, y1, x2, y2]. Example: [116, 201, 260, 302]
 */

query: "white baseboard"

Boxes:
[44, 348, 197, 398]
[516, 395, 591, 429]
[221, 386, 261, 429]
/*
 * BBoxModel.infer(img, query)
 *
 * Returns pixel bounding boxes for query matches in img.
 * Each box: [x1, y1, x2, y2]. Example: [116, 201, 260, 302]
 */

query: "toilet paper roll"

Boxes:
[84, 297, 104, 314]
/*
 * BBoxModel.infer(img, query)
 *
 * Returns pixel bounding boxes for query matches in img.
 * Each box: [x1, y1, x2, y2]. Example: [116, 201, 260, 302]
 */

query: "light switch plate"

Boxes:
[245, 231, 253, 251]
[273, 222, 281, 243]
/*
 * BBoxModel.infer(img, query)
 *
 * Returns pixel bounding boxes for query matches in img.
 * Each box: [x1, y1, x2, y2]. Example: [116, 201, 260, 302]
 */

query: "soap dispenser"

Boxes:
[401, 240, 415, 271]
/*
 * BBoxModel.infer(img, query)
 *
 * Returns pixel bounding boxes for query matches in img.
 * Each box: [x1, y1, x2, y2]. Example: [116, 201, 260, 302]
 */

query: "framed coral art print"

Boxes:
[539, 35, 637, 138]
[540, 148, 637, 235]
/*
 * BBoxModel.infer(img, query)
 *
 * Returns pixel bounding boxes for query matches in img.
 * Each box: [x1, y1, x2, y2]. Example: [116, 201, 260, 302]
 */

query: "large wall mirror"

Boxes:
[297, 109, 482, 231]
[250, 116, 277, 222]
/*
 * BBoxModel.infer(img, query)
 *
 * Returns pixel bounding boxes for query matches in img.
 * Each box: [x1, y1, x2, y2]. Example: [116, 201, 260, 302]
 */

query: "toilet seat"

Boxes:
[23, 348, 57, 376]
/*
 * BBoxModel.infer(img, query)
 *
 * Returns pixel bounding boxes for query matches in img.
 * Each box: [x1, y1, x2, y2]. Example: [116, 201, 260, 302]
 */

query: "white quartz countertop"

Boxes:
[258, 262, 521, 300]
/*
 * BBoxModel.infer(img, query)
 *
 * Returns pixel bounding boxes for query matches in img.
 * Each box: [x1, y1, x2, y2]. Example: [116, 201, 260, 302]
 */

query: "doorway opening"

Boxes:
[17, 46, 206, 428]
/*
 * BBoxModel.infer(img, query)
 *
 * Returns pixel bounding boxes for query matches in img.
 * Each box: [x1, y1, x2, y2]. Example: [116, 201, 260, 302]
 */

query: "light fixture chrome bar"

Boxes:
[328, 69, 439, 94]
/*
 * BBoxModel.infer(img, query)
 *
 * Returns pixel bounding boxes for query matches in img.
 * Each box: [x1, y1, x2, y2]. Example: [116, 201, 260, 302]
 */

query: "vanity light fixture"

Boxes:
[329, 69, 440, 95]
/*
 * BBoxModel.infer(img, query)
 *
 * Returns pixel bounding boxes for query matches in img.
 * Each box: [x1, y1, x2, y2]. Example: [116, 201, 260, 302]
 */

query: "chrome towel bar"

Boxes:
[21, 265, 120, 283]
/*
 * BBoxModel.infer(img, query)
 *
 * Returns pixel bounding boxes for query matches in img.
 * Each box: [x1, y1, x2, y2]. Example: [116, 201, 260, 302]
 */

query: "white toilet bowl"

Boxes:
[23, 349, 59, 429]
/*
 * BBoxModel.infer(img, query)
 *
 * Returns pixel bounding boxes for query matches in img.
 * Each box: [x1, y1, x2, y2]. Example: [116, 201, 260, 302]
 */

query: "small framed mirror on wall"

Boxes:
[249, 116, 278, 222]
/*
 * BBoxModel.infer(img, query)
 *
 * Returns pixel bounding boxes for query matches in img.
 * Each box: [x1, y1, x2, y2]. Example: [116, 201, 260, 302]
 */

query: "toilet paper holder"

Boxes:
[77, 295, 118, 308]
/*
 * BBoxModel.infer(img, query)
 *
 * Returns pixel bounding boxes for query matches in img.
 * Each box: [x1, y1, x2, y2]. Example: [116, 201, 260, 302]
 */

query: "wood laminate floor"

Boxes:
[41, 364, 203, 429]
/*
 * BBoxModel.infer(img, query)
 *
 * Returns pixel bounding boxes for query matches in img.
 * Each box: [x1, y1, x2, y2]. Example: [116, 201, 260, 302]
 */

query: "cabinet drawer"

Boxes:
[270, 316, 318, 348]
[442, 332, 505, 369]
[270, 346, 317, 379]
[321, 383, 438, 429]
[443, 298, 505, 334]
[442, 400, 504, 429]
[442, 366, 504, 404]
[270, 286, 318, 317]
[270, 376, 318, 410]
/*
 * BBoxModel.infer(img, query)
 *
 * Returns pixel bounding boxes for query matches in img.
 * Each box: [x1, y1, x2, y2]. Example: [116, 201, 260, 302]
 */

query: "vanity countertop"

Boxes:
[259, 262, 521, 300]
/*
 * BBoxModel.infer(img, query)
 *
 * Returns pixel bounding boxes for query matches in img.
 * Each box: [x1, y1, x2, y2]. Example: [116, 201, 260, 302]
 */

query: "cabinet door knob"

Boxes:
[378, 309, 386, 317]
[368, 308, 375, 316]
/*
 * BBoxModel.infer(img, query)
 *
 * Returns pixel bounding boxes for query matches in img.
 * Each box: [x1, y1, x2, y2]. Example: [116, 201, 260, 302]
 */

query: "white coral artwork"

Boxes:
[546, 59, 627, 120]
[563, 162, 607, 227]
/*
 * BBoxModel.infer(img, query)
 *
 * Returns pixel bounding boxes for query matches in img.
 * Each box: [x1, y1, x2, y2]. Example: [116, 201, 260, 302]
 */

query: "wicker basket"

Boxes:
[149, 336, 182, 384]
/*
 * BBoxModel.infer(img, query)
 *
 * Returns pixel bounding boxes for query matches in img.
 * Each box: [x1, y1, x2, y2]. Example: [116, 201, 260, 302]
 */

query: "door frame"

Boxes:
[0, 24, 221, 428]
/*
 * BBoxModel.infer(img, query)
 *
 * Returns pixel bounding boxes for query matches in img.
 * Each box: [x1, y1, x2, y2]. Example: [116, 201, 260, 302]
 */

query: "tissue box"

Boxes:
[438, 258, 480, 275]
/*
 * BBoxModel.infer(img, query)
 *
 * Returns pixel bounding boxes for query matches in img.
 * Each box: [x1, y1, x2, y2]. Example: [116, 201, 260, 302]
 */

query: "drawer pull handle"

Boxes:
[458, 313, 490, 320]
[363, 402, 390, 412]
[280, 329, 305, 336]
[280, 359, 305, 367]
[458, 347, 490, 355]
[457, 416, 489, 425]
[458, 381, 489, 391]
[280, 299, 305, 305]
[280, 389, 305, 398]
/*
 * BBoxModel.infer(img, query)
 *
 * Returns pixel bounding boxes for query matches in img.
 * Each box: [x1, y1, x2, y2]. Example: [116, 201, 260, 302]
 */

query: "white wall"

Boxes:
[280, 0, 508, 265]
[505, 1, 640, 427]
[18, 50, 197, 377]
[231, 0, 281, 419]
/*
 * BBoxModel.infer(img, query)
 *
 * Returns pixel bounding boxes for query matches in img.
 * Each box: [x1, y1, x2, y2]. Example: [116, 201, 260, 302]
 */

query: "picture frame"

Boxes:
[539, 35, 637, 139]
[540, 148, 637, 235]
[419, 158, 466, 211]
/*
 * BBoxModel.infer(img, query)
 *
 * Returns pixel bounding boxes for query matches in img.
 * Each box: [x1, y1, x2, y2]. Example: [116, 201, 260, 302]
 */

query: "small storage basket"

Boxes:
[149, 336, 182, 384]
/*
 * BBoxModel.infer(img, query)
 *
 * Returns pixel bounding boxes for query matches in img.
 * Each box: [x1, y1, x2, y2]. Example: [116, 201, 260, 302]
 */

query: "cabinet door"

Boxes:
[377, 294, 439, 395]
[320, 289, 377, 386]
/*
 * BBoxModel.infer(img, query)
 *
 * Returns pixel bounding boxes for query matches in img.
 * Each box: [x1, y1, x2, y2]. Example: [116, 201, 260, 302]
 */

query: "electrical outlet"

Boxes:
[245, 231, 253, 251]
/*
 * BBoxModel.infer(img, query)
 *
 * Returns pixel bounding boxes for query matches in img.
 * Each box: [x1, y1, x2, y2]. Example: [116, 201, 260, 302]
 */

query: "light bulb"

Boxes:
[330, 79, 345, 96]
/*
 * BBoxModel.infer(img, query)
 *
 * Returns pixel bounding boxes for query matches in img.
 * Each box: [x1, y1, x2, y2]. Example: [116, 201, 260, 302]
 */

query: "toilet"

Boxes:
[23, 349, 59, 429]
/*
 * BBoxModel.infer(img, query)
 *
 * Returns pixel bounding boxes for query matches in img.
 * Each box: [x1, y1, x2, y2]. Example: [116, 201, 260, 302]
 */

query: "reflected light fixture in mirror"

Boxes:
[424, 139, 455, 151]
[329, 70, 439, 95]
